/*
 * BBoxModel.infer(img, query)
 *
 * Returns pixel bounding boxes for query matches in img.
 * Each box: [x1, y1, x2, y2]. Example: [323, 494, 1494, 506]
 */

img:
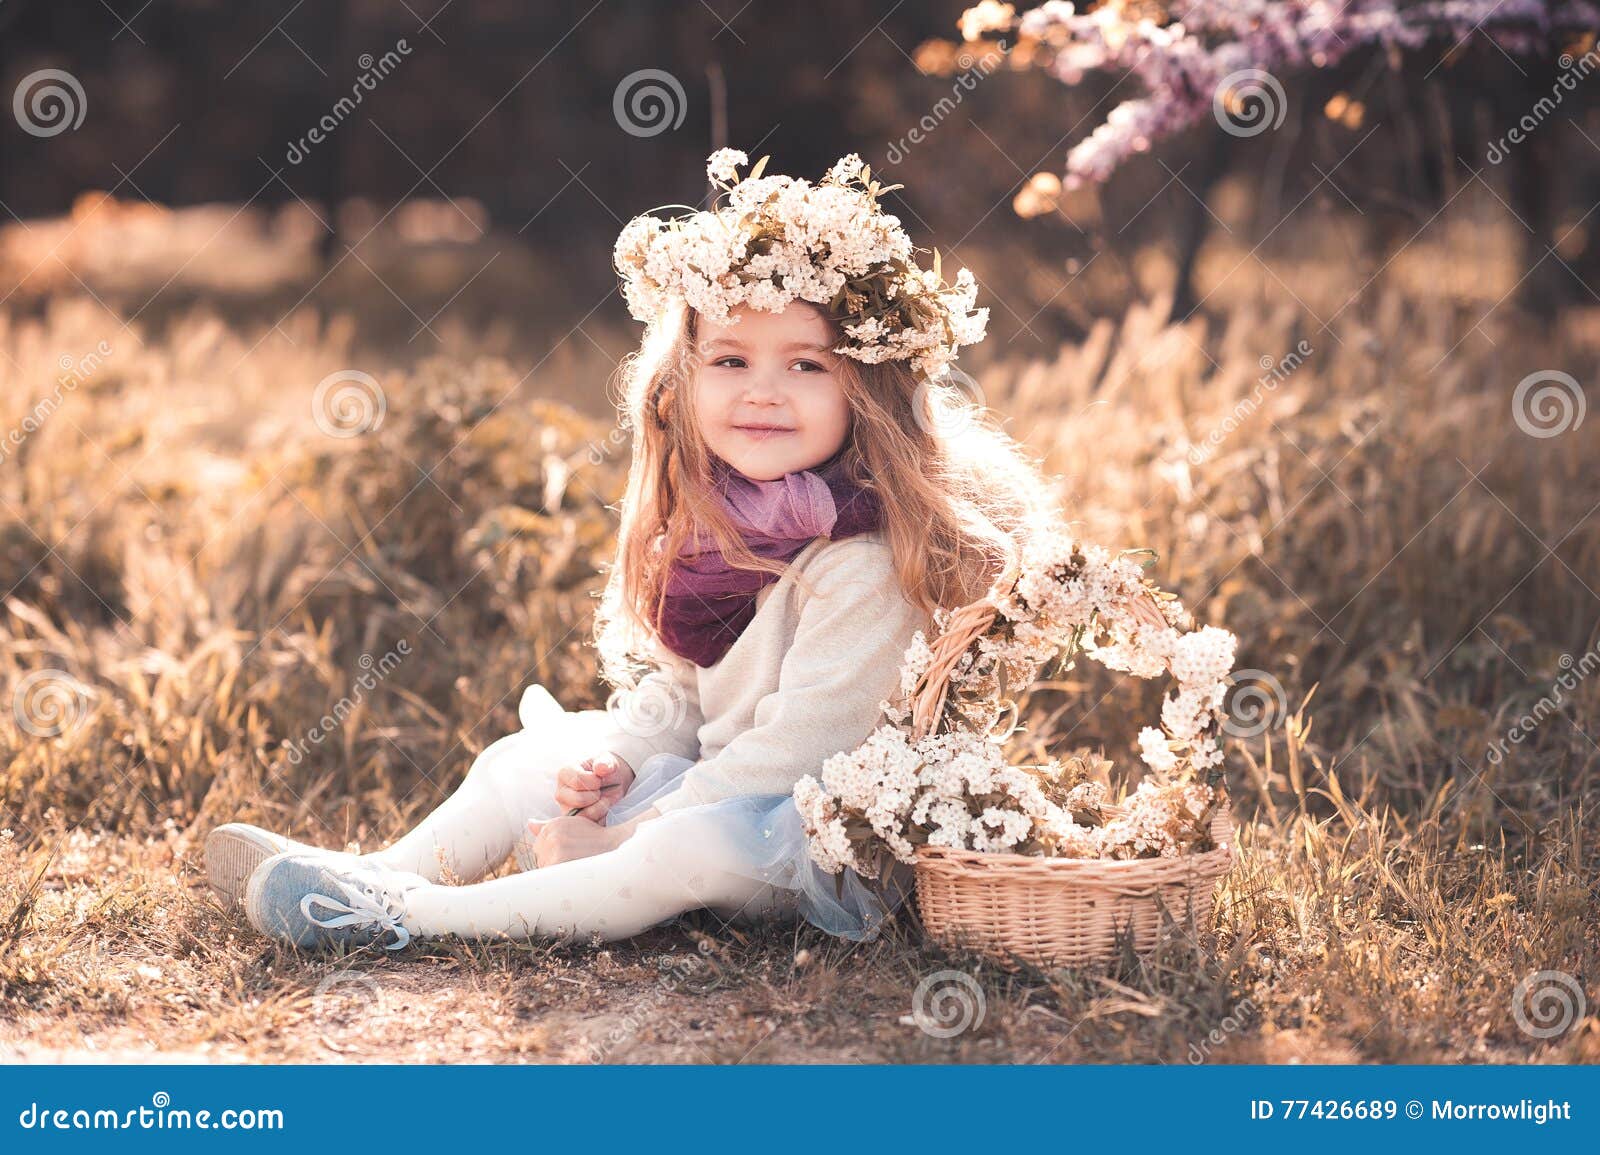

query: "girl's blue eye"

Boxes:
[712, 357, 746, 368]
[792, 360, 825, 373]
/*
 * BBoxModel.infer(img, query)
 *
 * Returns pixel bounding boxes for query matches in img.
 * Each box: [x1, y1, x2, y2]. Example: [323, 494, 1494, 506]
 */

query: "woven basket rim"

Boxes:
[910, 795, 1233, 872]
[913, 840, 1232, 870]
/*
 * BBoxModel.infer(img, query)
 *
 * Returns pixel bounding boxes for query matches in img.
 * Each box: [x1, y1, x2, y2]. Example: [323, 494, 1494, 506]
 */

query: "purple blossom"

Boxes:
[982, 1, 1600, 187]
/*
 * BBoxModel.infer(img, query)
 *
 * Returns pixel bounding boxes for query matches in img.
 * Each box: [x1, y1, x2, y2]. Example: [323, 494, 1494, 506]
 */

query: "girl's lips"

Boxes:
[734, 425, 795, 437]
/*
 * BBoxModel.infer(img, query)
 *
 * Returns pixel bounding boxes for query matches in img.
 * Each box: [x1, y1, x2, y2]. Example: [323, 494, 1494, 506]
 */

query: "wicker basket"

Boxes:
[914, 803, 1233, 968]
[905, 556, 1235, 969]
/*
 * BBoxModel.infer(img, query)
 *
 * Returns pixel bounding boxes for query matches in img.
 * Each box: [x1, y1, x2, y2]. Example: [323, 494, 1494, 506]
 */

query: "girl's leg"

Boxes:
[361, 718, 587, 884]
[402, 812, 793, 942]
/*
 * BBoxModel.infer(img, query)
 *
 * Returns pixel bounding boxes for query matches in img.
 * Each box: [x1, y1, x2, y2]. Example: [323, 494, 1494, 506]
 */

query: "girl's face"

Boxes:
[692, 300, 852, 481]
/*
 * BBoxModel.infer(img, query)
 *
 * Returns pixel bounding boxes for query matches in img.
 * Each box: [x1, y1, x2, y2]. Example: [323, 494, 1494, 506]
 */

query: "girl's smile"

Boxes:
[733, 422, 796, 438]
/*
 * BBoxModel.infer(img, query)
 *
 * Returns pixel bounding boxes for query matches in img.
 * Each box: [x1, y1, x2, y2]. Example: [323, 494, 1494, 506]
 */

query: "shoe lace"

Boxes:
[300, 873, 414, 950]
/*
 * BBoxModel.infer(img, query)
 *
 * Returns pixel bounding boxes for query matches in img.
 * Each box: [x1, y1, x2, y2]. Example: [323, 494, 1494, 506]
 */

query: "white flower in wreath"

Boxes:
[706, 147, 749, 184]
[1138, 725, 1179, 774]
[1169, 625, 1237, 687]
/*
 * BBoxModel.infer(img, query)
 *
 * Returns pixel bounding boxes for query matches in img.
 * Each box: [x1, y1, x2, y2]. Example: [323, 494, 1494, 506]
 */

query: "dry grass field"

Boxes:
[1, 187, 1597, 1063]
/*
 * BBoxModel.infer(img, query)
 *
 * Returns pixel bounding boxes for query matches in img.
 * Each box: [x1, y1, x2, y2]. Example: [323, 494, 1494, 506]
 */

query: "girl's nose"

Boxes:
[741, 373, 784, 402]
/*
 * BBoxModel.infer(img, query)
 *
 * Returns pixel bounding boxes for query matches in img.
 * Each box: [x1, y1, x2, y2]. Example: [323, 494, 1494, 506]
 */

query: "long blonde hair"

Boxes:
[592, 297, 1061, 689]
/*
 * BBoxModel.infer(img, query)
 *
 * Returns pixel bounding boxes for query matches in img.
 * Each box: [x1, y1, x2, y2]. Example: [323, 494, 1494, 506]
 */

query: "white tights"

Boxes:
[357, 711, 795, 943]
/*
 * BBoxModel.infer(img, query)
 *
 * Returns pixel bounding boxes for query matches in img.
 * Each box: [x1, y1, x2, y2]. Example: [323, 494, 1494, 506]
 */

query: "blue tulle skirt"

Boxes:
[508, 684, 911, 942]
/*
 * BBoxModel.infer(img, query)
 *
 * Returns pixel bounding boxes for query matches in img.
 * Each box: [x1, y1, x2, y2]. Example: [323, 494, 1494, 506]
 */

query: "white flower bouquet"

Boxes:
[795, 527, 1237, 888]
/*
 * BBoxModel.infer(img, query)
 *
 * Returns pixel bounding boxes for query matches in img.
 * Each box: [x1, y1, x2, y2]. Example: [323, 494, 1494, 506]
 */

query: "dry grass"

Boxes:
[1, 193, 1597, 1063]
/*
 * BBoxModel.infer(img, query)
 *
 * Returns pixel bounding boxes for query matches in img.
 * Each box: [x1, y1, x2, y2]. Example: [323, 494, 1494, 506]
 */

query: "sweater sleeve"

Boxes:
[597, 638, 706, 773]
[650, 538, 930, 813]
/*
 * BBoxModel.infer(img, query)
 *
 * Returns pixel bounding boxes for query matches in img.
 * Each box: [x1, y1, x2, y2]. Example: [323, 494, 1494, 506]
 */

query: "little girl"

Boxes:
[207, 148, 1057, 951]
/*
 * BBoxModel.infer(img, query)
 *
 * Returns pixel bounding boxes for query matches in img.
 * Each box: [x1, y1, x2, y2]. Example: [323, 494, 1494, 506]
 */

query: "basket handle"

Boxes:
[905, 553, 1171, 743]
[908, 554, 1020, 740]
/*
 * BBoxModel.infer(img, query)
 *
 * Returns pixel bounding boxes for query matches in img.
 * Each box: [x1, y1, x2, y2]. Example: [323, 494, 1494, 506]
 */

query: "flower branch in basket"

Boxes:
[795, 527, 1238, 883]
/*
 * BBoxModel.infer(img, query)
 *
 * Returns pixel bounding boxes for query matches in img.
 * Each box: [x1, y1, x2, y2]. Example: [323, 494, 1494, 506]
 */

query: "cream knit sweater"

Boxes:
[597, 527, 932, 813]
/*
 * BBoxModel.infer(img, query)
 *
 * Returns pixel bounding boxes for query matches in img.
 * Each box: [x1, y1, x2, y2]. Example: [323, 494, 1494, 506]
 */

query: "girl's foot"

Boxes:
[204, 823, 331, 908]
[244, 852, 427, 951]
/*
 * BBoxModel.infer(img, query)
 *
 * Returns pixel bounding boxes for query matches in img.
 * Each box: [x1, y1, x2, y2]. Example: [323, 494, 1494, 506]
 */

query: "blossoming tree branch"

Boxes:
[958, 0, 1600, 192]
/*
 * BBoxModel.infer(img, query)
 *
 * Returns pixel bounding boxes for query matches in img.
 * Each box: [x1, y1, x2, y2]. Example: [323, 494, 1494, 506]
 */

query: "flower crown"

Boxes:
[613, 148, 990, 381]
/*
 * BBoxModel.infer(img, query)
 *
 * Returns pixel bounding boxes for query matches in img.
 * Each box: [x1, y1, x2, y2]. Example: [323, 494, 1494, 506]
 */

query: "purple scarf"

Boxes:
[657, 450, 883, 667]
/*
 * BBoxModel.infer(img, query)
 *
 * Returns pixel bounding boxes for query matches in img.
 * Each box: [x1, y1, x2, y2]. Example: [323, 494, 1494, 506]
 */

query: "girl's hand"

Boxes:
[555, 753, 636, 822]
[525, 811, 653, 869]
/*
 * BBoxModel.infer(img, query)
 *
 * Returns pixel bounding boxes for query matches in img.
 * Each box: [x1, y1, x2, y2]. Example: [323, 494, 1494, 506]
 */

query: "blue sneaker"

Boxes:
[245, 852, 427, 951]
[205, 823, 332, 909]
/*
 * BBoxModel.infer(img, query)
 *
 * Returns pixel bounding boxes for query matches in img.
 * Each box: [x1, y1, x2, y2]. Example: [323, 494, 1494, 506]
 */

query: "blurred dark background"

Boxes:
[3, 0, 1070, 359]
[2, 0, 1597, 378]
